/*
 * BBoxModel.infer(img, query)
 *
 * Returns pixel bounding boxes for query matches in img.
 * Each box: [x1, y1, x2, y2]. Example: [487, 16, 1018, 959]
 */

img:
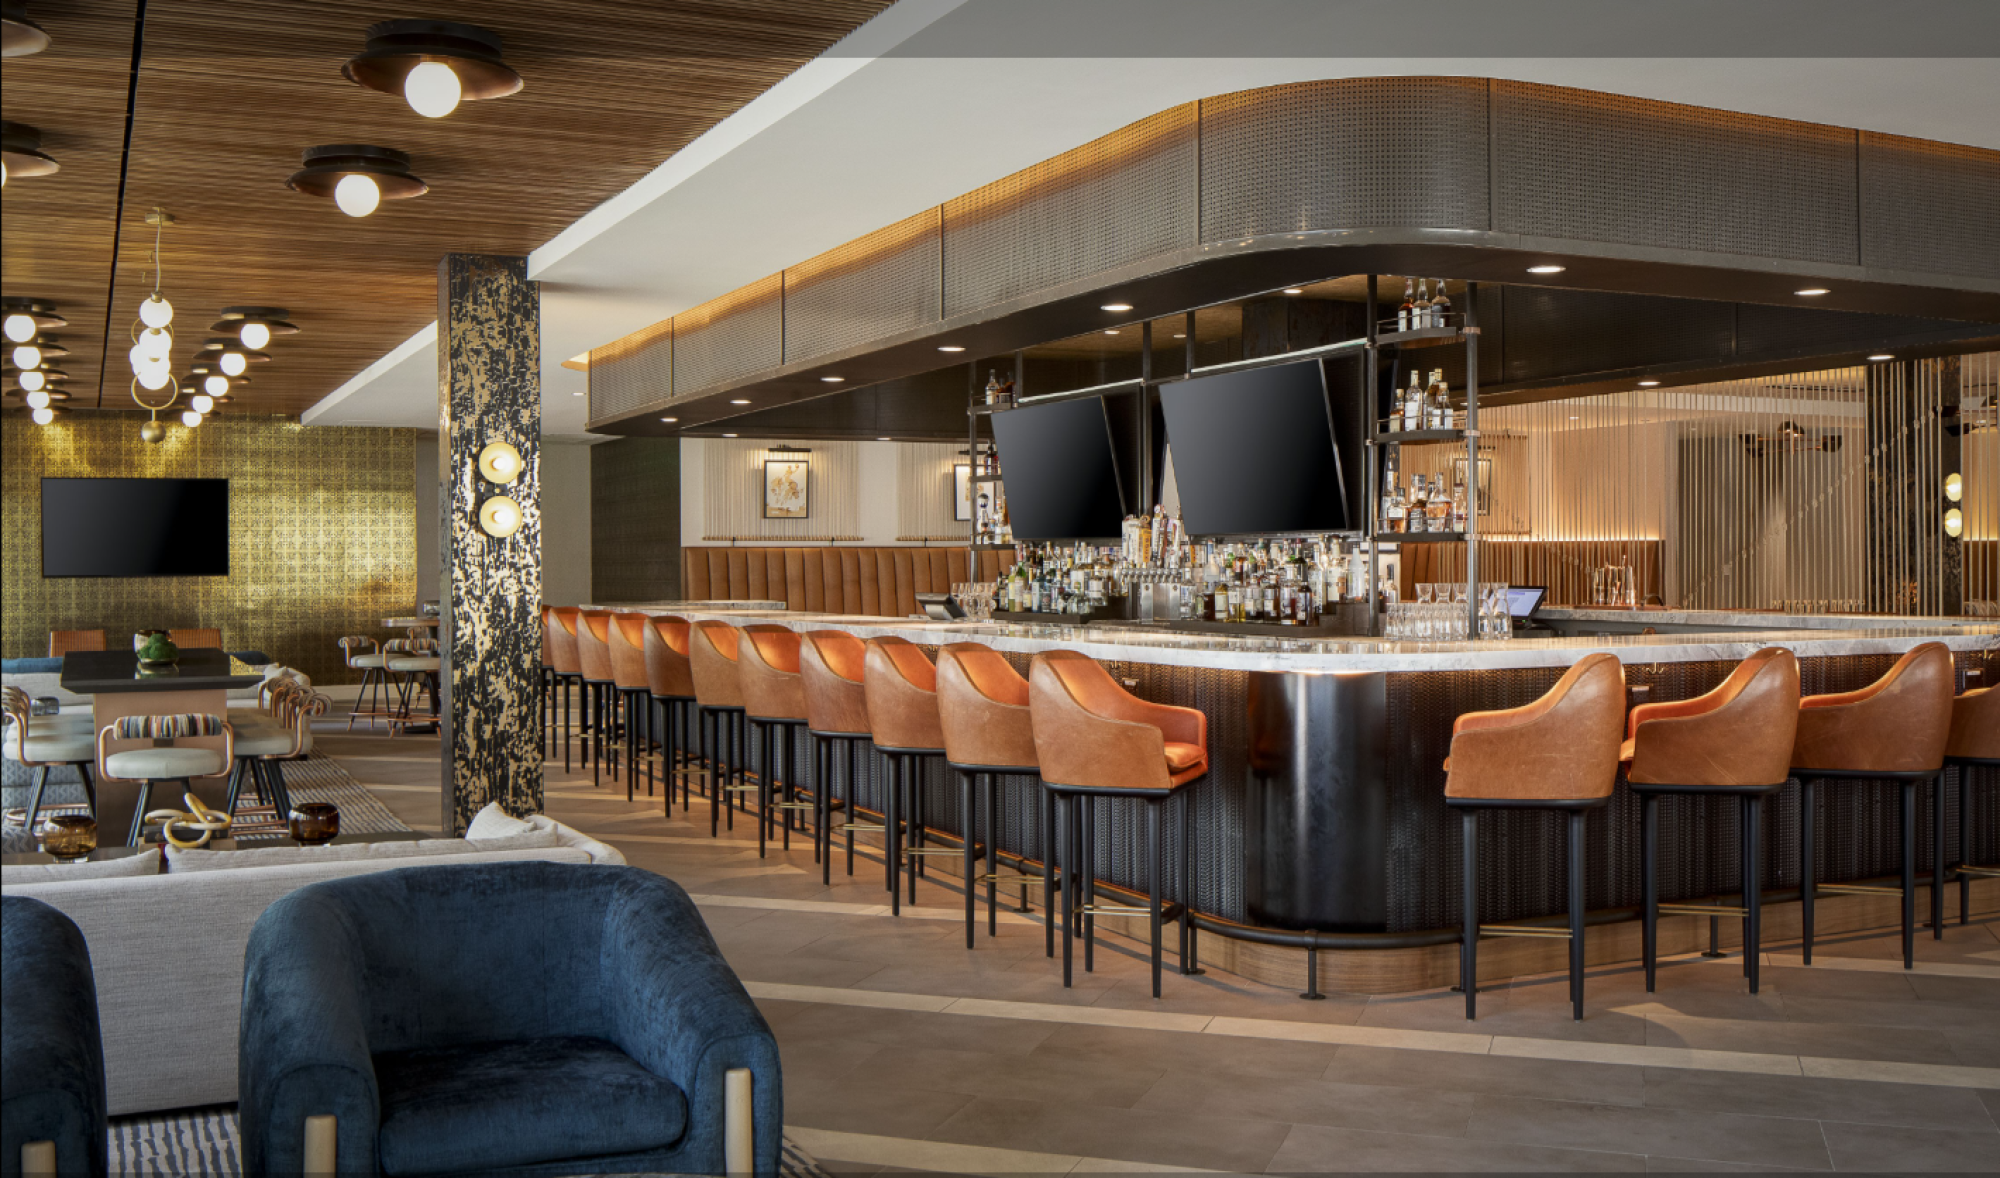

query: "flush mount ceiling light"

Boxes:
[1526, 264, 1566, 275]
[1282, 288, 1304, 295]
[288, 145, 427, 217]
[1794, 287, 1830, 296]
[1638, 380, 1660, 387]
[819, 375, 845, 383]
[1868, 353, 1894, 361]
[659, 416, 677, 423]
[3, 0, 52, 56]
[729, 398, 751, 405]
[937, 345, 965, 353]
[344, 20, 523, 119]
[211, 306, 297, 351]
[722, 433, 738, 438]
[1100, 303, 1133, 312]
[1, 120, 57, 184]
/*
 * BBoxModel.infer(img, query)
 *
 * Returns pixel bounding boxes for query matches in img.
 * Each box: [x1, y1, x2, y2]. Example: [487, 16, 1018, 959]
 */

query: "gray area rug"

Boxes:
[110, 1107, 830, 1177]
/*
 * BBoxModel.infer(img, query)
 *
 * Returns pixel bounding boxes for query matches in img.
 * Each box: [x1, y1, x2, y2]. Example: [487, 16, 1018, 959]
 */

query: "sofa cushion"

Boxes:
[1, 848, 161, 885]
[465, 800, 534, 839]
[163, 831, 560, 873]
[374, 1035, 687, 1175]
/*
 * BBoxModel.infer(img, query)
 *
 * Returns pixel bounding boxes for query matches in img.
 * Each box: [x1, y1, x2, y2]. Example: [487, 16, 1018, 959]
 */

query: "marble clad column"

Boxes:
[437, 254, 543, 831]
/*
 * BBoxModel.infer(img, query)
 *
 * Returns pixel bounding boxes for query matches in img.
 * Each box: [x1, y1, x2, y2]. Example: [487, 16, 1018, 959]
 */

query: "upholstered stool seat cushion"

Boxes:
[228, 729, 298, 758]
[373, 1035, 687, 1175]
[102, 748, 225, 779]
[1163, 742, 1206, 775]
[387, 656, 441, 673]
[17, 714, 95, 733]
[4, 730, 96, 763]
[347, 653, 388, 669]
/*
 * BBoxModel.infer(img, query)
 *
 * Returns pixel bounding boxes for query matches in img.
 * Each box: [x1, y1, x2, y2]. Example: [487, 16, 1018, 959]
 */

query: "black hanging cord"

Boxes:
[95, 0, 149, 408]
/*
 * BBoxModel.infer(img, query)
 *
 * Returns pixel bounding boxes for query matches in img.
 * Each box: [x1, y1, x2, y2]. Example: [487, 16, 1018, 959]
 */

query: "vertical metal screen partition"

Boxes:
[1399, 352, 1996, 615]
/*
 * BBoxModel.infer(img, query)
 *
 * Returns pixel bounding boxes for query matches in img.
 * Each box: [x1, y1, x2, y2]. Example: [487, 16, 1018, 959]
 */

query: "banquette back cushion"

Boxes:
[682, 546, 1015, 618]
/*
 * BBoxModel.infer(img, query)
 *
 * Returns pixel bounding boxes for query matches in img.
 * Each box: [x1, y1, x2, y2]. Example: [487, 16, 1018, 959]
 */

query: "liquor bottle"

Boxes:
[1403, 372, 1424, 432]
[1414, 280, 1432, 329]
[1432, 280, 1452, 327]
[1150, 504, 1167, 565]
[1385, 481, 1408, 534]
[1428, 478, 1453, 533]
[984, 370, 1002, 406]
[1434, 370, 1452, 430]
[1397, 278, 1414, 332]
[1408, 474, 1429, 533]
[1450, 479, 1468, 533]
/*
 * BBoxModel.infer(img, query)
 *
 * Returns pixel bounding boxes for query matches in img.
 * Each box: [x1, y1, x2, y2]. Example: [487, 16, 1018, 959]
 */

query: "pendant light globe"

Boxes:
[219, 351, 248, 376]
[333, 173, 380, 217]
[181, 409, 203, 428]
[32, 407, 54, 425]
[203, 374, 229, 396]
[137, 366, 173, 391]
[2, 312, 34, 342]
[18, 370, 45, 392]
[405, 60, 461, 117]
[238, 321, 271, 350]
[139, 295, 173, 328]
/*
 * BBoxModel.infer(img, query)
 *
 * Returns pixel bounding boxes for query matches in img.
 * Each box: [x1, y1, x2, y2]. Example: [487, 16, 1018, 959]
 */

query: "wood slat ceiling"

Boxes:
[2, 0, 890, 416]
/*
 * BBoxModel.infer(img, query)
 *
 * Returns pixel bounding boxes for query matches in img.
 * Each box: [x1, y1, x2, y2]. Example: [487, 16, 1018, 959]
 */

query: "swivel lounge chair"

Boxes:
[238, 863, 781, 1176]
[2, 896, 107, 1178]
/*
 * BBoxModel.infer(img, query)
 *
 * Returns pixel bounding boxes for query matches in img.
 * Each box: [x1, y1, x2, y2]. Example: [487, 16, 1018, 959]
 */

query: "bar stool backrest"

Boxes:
[1948, 686, 1998, 760]
[800, 630, 870, 736]
[689, 620, 744, 709]
[1028, 650, 1206, 791]
[540, 606, 556, 668]
[864, 637, 944, 753]
[575, 612, 615, 683]
[643, 617, 695, 699]
[49, 629, 107, 656]
[607, 614, 652, 690]
[168, 628, 222, 650]
[738, 626, 808, 722]
[1445, 652, 1625, 801]
[546, 608, 582, 676]
[1794, 641, 1955, 773]
[1627, 647, 1799, 787]
[938, 643, 1037, 770]
[338, 636, 379, 667]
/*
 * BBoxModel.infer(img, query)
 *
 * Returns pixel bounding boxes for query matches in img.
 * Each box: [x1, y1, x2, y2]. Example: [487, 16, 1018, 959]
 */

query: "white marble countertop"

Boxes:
[1538, 606, 1995, 631]
[651, 608, 1997, 673]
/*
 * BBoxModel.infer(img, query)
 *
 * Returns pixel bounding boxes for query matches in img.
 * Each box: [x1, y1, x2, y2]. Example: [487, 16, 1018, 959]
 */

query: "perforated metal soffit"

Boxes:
[588, 78, 2000, 427]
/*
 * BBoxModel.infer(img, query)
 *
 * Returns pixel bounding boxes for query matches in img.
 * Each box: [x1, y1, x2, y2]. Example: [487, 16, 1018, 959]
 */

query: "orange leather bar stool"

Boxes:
[865, 637, 956, 914]
[575, 612, 620, 787]
[1793, 642, 1954, 969]
[1030, 651, 1207, 998]
[49, 629, 106, 656]
[1627, 648, 1799, 995]
[801, 630, 879, 885]
[545, 608, 584, 772]
[739, 625, 816, 859]
[1946, 679, 1998, 923]
[608, 614, 657, 803]
[643, 616, 700, 812]
[1446, 653, 1625, 1021]
[338, 636, 391, 733]
[538, 606, 558, 755]
[690, 620, 751, 837]
[939, 643, 1048, 950]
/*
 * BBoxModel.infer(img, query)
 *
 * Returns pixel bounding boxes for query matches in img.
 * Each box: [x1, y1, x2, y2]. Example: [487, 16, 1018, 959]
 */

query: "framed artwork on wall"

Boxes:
[952, 463, 973, 522]
[763, 457, 810, 519]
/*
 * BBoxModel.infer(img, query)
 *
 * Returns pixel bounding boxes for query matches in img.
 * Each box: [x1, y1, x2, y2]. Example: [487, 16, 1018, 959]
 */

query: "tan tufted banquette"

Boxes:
[681, 547, 1014, 618]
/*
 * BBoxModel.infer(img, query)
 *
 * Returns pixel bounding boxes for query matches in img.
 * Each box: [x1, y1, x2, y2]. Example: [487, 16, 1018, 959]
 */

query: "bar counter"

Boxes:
[592, 603, 1998, 992]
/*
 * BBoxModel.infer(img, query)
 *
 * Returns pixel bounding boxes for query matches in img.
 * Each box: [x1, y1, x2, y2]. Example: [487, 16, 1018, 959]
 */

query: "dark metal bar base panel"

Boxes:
[589, 77, 2000, 437]
[439, 253, 544, 830]
[742, 647, 1995, 937]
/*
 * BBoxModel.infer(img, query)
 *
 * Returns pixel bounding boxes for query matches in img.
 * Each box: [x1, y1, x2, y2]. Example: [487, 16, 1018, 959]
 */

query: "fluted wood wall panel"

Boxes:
[701, 438, 859, 543]
[896, 442, 965, 541]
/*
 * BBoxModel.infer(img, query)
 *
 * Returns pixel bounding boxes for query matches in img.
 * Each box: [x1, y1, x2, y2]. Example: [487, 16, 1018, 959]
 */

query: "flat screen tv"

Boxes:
[1159, 360, 1352, 536]
[989, 396, 1126, 541]
[41, 478, 230, 577]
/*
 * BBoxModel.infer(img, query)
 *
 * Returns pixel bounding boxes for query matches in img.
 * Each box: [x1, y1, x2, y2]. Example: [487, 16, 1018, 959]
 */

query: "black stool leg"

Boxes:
[1961, 767, 1972, 925]
[1181, 787, 1201, 976]
[985, 773, 1000, 936]
[127, 779, 156, 847]
[1744, 793, 1763, 994]
[846, 741, 859, 876]
[1901, 778, 1916, 970]
[265, 760, 294, 818]
[561, 678, 572, 774]
[1042, 784, 1057, 959]
[961, 770, 976, 948]
[1082, 794, 1096, 973]
[1801, 776, 1816, 965]
[24, 766, 49, 833]
[224, 759, 247, 817]
[707, 710, 721, 838]
[77, 763, 96, 817]
[1931, 770, 1945, 938]
[887, 753, 902, 912]
[1568, 809, 1586, 1022]
[1641, 792, 1659, 993]
[1148, 796, 1163, 999]
[1062, 793, 1078, 988]
[1461, 809, 1478, 1020]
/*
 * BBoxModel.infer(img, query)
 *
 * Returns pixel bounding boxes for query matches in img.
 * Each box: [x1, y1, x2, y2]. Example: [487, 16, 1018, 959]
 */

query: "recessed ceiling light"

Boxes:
[571, 390, 583, 396]
[820, 375, 845, 383]
[1795, 288, 1830, 296]
[730, 398, 751, 405]
[1638, 380, 1660, 387]
[938, 345, 965, 353]
[722, 433, 738, 438]
[1527, 265, 1566, 275]
[660, 416, 677, 423]
[1569, 415, 1580, 420]
[1100, 303, 1132, 312]
[1282, 288, 1304, 295]
[877, 436, 892, 441]
[1172, 333, 1186, 339]
[1867, 353, 1894, 361]
[1104, 330, 1120, 336]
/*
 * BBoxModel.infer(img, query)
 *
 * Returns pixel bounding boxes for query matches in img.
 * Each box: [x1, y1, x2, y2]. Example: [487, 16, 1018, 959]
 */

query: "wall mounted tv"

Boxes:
[989, 396, 1127, 541]
[41, 478, 231, 577]
[1159, 359, 1353, 536]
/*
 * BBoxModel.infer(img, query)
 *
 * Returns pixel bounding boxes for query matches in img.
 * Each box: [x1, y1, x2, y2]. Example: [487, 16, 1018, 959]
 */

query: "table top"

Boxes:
[59, 648, 265, 693]
[386, 616, 440, 628]
[2, 828, 428, 865]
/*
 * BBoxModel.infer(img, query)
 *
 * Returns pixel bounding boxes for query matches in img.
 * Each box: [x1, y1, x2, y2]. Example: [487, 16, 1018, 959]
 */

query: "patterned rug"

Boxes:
[109, 1107, 831, 1176]
[2, 752, 411, 851]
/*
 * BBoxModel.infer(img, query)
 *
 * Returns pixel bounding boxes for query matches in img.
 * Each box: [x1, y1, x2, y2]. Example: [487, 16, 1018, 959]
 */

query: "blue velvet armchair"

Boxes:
[238, 863, 782, 1176]
[2, 896, 108, 1178]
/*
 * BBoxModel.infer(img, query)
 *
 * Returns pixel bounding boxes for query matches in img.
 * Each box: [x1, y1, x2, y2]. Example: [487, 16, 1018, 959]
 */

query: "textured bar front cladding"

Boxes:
[438, 254, 544, 830]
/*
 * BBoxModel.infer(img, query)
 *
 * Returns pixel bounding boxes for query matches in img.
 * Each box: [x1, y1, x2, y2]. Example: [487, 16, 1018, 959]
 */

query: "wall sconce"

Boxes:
[1943, 508, 1963, 539]
[1944, 472, 1962, 502]
[477, 440, 522, 483]
[479, 496, 522, 538]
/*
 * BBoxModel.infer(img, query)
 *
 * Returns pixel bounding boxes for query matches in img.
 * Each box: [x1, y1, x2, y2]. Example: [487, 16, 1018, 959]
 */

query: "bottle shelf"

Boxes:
[970, 542, 1016, 551]
[1376, 325, 1463, 349]
[1375, 531, 1472, 544]
[972, 474, 1005, 484]
[1370, 428, 1466, 446]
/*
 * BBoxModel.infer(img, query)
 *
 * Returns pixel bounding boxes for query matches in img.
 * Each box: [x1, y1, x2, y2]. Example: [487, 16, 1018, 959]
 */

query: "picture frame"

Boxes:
[763, 457, 810, 519]
[1451, 455, 1494, 515]
[952, 463, 973, 522]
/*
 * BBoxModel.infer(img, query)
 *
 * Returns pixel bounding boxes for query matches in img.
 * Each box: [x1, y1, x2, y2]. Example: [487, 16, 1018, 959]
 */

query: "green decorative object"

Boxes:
[136, 632, 180, 666]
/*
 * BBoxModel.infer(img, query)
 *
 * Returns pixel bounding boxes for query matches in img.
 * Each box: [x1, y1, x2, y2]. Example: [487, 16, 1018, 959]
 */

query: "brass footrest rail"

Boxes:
[1659, 903, 1749, 918]
[838, 821, 885, 834]
[1816, 883, 1902, 897]
[1956, 865, 2000, 879]
[1077, 900, 1187, 920]
[1480, 924, 1574, 940]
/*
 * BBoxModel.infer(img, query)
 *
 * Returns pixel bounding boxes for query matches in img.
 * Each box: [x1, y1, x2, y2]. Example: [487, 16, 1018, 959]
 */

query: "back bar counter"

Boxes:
[598, 603, 1999, 992]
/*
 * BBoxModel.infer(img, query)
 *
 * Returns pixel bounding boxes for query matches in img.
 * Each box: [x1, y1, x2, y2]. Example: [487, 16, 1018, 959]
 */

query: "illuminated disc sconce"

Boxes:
[1944, 472, 1963, 503]
[478, 495, 523, 537]
[477, 440, 523, 484]
[1, 120, 58, 184]
[343, 20, 523, 119]
[287, 145, 427, 218]
[3, 0, 53, 56]
[1944, 508, 1964, 538]
[211, 306, 297, 351]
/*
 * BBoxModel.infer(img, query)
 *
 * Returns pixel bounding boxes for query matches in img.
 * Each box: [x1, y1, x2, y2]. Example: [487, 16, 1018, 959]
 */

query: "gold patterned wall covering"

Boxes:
[1, 413, 416, 683]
